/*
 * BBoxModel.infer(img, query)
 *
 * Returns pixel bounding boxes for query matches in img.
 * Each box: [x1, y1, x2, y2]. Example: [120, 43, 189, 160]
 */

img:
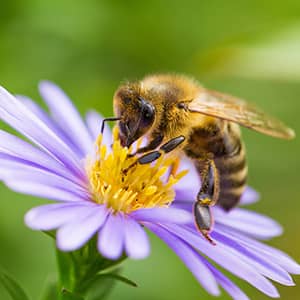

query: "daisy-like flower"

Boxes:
[0, 82, 299, 299]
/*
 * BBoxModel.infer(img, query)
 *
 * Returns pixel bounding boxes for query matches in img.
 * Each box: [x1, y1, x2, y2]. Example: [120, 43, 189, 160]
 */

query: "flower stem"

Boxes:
[55, 241, 127, 300]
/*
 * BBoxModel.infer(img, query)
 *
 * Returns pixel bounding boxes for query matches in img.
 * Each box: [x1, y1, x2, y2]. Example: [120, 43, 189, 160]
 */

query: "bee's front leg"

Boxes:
[127, 134, 164, 158]
[137, 136, 185, 164]
[123, 136, 185, 175]
[194, 158, 219, 245]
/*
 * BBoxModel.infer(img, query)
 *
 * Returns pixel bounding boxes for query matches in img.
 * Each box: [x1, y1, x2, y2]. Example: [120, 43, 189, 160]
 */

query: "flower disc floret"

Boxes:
[86, 127, 187, 214]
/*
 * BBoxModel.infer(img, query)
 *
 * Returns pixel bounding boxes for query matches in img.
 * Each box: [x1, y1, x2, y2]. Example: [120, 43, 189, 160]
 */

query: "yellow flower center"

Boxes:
[86, 127, 187, 214]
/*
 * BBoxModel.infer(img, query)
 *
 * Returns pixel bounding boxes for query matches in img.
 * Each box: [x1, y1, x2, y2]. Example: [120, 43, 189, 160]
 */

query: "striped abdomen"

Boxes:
[185, 120, 247, 211]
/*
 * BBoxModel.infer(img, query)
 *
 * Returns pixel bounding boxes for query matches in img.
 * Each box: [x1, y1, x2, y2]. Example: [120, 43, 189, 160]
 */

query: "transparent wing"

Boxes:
[188, 89, 295, 139]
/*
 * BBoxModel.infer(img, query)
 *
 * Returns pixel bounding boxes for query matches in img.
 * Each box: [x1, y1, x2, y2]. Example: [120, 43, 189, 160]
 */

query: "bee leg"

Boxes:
[194, 159, 219, 245]
[160, 135, 185, 153]
[100, 117, 120, 134]
[193, 203, 215, 245]
[137, 135, 185, 165]
[127, 134, 164, 158]
[123, 136, 185, 175]
[197, 159, 219, 206]
[138, 151, 162, 164]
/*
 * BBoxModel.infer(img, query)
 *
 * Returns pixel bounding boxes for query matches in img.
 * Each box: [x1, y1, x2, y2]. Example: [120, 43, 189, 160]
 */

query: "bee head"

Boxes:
[113, 84, 155, 147]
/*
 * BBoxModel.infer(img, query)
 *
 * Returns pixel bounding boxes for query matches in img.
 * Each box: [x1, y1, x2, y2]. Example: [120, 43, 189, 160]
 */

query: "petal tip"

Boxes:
[38, 80, 59, 96]
[127, 247, 151, 260]
[98, 247, 123, 260]
[289, 263, 300, 275]
[24, 210, 36, 229]
[56, 233, 82, 252]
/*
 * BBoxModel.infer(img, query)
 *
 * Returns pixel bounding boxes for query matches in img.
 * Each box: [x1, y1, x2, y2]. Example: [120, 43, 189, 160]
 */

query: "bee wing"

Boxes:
[188, 89, 295, 140]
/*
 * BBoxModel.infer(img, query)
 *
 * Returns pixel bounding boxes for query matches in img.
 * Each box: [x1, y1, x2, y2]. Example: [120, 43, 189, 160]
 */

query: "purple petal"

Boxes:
[240, 186, 260, 205]
[147, 223, 220, 296]
[163, 223, 279, 297]
[97, 213, 124, 260]
[130, 207, 193, 224]
[0, 155, 83, 189]
[18, 95, 83, 156]
[0, 165, 89, 199]
[39, 81, 93, 156]
[213, 206, 283, 239]
[174, 157, 200, 202]
[174, 189, 196, 203]
[170, 201, 192, 211]
[216, 225, 300, 275]
[124, 216, 150, 259]
[85, 110, 112, 147]
[0, 130, 81, 184]
[25, 202, 96, 230]
[56, 205, 107, 251]
[4, 180, 85, 202]
[0, 86, 84, 177]
[204, 260, 250, 300]
[211, 230, 294, 285]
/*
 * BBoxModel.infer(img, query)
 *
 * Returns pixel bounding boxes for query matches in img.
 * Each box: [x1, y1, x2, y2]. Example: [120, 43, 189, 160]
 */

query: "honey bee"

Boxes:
[111, 74, 295, 243]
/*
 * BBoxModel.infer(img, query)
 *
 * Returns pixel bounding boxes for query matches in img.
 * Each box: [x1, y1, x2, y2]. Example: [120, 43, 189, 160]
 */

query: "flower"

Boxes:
[0, 81, 299, 299]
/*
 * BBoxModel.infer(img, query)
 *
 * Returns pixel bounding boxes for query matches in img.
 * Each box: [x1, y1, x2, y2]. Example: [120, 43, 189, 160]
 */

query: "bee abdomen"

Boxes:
[186, 121, 248, 211]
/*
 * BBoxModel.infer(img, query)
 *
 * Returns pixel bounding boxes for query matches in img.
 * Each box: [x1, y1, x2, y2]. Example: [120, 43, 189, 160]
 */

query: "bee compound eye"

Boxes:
[142, 103, 154, 121]
[144, 106, 153, 119]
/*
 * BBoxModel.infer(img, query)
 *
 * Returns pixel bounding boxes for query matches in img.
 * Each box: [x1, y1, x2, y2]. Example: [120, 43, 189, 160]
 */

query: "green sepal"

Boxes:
[93, 272, 138, 288]
[54, 237, 134, 299]
[84, 269, 137, 300]
[85, 274, 116, 300]
[43, 230, 56, 239]
[56, 249, 76, 291]
[0, 268, 31, 300]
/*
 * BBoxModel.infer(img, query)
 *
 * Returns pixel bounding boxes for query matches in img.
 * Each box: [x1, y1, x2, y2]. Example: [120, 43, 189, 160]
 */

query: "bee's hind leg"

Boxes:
[193, 203, 215, 245]
[194, 158, 219, 245]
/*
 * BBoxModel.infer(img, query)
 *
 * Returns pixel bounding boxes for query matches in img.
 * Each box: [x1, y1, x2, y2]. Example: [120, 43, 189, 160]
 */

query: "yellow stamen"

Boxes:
[86, 127, 187, 214]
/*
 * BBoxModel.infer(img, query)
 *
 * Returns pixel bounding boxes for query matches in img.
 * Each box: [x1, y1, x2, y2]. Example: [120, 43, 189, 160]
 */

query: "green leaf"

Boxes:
[0, 269, 31, 300]
[60, 288, 84, 300]
[39, 275, 58, 300]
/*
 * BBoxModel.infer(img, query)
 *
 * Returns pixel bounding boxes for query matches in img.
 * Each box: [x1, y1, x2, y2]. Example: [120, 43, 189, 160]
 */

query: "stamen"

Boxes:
[86, 127, 187, 214]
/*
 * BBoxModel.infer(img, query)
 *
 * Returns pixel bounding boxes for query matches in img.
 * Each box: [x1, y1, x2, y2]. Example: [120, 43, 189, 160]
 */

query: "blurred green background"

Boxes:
[0, 0, 300, 299]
